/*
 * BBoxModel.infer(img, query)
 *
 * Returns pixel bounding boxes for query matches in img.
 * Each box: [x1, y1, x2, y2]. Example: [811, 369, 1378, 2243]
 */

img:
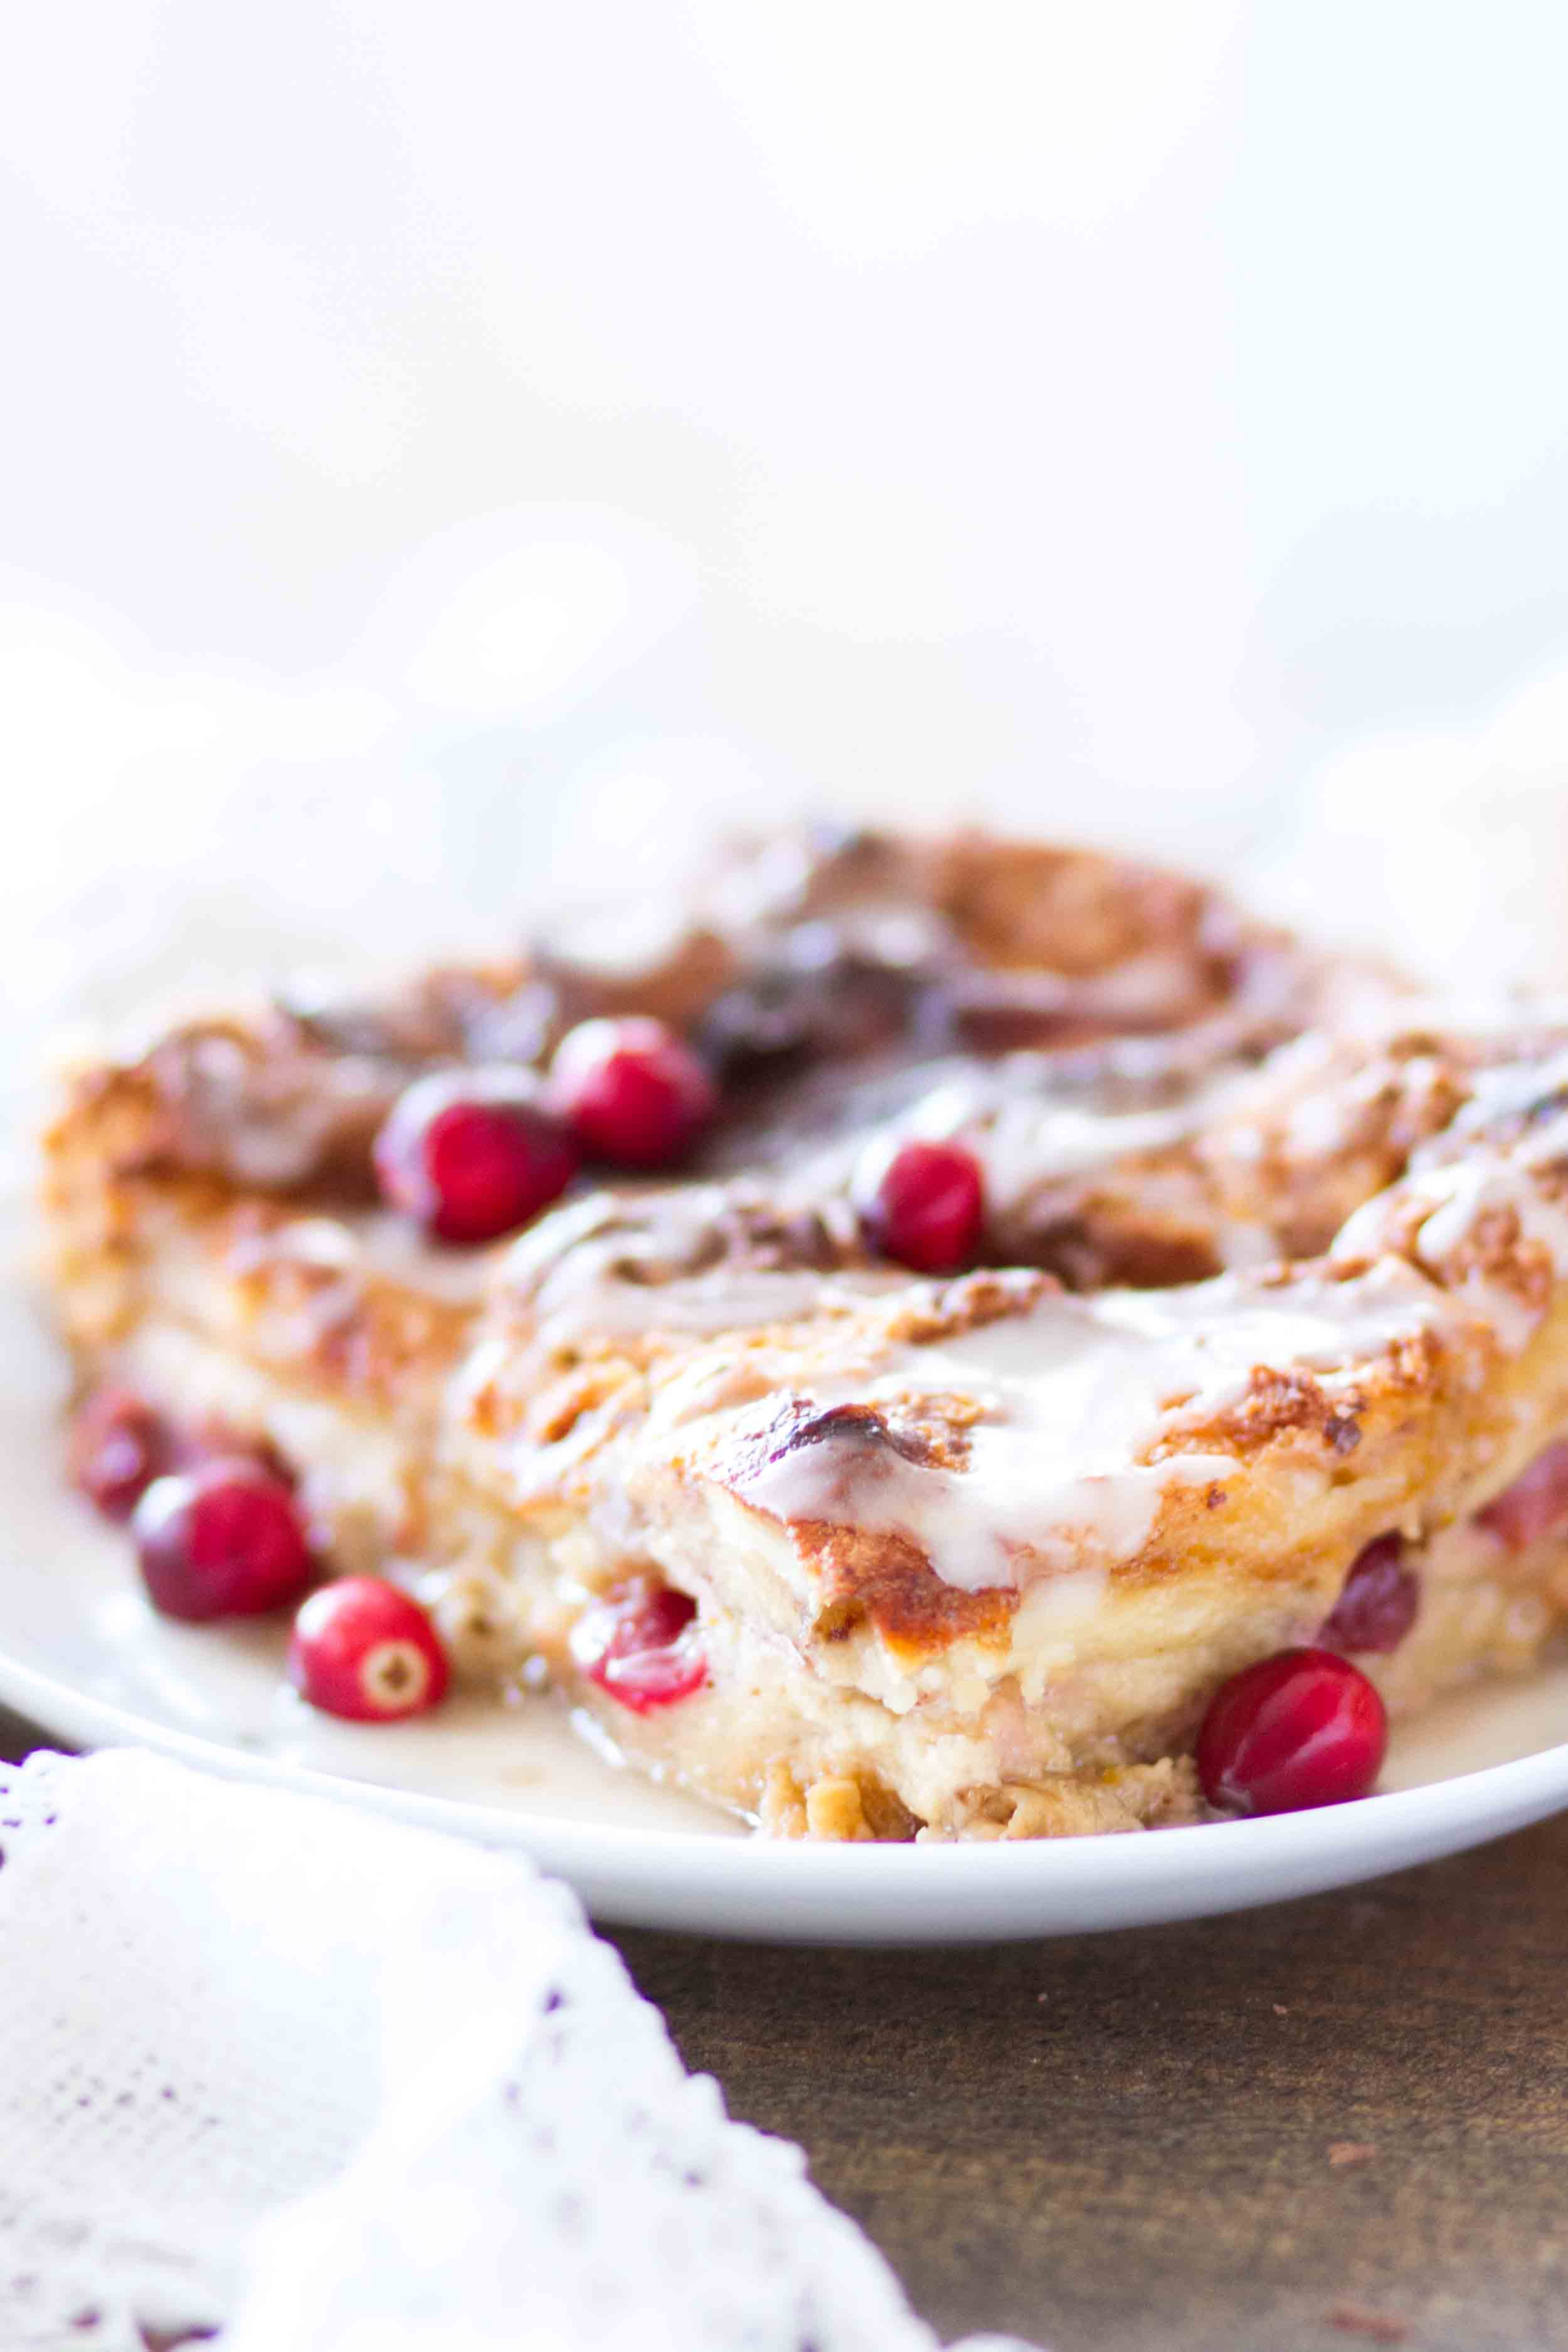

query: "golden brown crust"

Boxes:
[47, 830, 1334, 1199]
[931, 837, 1217, 978]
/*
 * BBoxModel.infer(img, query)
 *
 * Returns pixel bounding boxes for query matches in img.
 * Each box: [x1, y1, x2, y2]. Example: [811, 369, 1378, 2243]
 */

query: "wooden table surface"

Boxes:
[9, 1702, 1564, 2352]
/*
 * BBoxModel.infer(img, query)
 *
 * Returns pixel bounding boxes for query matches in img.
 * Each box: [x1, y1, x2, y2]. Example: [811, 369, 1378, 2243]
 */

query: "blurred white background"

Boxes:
[6, 0, 1568, 1039]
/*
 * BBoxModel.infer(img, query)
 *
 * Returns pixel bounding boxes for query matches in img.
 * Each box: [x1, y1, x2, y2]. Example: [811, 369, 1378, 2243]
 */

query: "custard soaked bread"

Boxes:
[43, 828, 1568, 1837]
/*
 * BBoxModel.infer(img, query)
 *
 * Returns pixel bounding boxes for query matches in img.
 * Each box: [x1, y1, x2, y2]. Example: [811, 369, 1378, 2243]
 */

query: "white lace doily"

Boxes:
[0, 1748, 1040, 2352]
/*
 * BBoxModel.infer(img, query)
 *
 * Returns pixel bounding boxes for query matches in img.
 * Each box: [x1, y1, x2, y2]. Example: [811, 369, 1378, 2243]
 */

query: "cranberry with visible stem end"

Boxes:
[1476, 1439, 1568, 1552]
[569, 1579, 707, 1714]
[70, 1387, 172, 1522]
[373, 1068, 579, 1244]
[1196, 1647, 1387, 1817]
[289, 1577, 449, 1722]
[132, 1459, 317, 1623]
[854, 1138, 985, 1274]
[549, 1017, 717, 1170]
[1320, 1533, 1419, 1654]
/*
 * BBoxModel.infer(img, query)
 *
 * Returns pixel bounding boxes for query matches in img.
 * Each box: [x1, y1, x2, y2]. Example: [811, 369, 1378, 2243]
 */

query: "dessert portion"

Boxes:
[41, 827, 1568, 1840]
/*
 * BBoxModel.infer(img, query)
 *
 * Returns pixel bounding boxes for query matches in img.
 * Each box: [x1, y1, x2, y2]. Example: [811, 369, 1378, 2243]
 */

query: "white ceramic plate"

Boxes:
[9, 1276, 1568, 1942]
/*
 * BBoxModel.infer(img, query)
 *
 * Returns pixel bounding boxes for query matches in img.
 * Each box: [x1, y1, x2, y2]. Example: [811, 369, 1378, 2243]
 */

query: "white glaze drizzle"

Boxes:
[496, 1188, 898, 1349]
[350, 1211, 506, 1305]
[905, 1082, 1214, 1219]
[724, 1259, 1457, 1592]
[1409, 1160, 1568, 1277]
[778, 1050, 1254, 1230]
[1330, 1049, 1568, 1351]
[166, 1029, 392, 1189]
[541, 1263, 875, 1345]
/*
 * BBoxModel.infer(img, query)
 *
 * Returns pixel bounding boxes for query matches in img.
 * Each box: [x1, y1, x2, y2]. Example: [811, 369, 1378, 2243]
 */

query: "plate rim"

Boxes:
[7, 1641, 1568, 1941]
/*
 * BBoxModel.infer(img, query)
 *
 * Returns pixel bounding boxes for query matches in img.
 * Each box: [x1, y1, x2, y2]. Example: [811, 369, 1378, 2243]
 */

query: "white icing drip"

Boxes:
[1517, 1104, 1568, 1173]
[1332, 1059, 1568, 1353]
[351, 1212, 505, 1305]
[230, 1210, 504, 1316]
[726, 1260, 1453, 1591]
[534, 894, 699, 980]
[736, 1434, 1229, 1592]
[548, 1264, 869, 1344]
[1214, 1219, 1284, 1269]
[781, 1052, 1253, 1227]
[173, 1032, 389, 1189]
[912, 1088, 1209, 1217]
[1407, 1158, 1568, 1353]
[1446, 1046, 1568, 1134]
[497, 1187, 897, 1348]
[503, 1187, 726, 1291]
[1410, 1161, 1568, 1276]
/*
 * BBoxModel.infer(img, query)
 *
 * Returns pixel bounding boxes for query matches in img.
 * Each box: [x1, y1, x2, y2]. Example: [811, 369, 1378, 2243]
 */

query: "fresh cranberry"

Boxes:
[1320, 1533, 1419, 1653]
[132, 1459, 317, 1622]
[569, 1578, 707, 1714]
[1476, 1439, 1568, 1551]
[854, 1138, 985, 1274]
[70, 1387, 172, 1521]
[289, 1576, 449, 1721]
[1196, 1647, 1387, 1817]
[373, 1069, 579, 1244]
[549, 1017, 717, 1169]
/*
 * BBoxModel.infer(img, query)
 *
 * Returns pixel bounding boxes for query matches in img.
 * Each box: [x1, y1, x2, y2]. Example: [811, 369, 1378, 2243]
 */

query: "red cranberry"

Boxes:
[70, 1387, 171, 1522]
[549, 1017, 716, 1170]
[854, 1138, 985, 1274]
[373, 1068, 578, 1244]
[1320, 1533, 1419, 1653]
[1476, 1439, 1568, 1551]
[289, 1576, 449, 1721]
[569, 1578, 707, 1714]
[132, 1459, 317, 1622]
[1196, 1647, 1387, 1817]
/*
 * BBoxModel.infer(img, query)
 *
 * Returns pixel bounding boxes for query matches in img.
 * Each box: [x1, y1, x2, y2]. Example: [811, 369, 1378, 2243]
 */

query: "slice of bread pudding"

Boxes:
[42, 828, 1568, 1837]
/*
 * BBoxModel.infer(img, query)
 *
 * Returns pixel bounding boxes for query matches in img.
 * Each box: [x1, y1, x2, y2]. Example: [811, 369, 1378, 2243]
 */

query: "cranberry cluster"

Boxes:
[372, 1016, 717, 1246]
[370, 1010, 992, 1275]
[73, 1391, 447, 1724]
[1191, 1529, 1416, 1818]
[72, 1388, 710, 1728]
[1195, 1436, 1568, 1818]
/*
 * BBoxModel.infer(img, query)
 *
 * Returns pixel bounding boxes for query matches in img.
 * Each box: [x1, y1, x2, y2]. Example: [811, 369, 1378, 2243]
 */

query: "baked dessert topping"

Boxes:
[42, 827, 1568, 1841]
[373, 1067, 580, 1242]
[69, 1384, 172, 1522]
[852, 1137, 987, 1273]
[571, 1578, 707, 1715]
[548, 1015, 718, 1168]
[1195, 1648, 1388, 1817]
[1319, 1534, 1419, 1655]
[289, 1576, 449, 1722]
[133, 1456, 316, 1623]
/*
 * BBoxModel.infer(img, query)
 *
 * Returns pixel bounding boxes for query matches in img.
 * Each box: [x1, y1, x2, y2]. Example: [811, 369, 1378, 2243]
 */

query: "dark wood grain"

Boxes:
[8, 1698, 1564, 2352]
[618, 1816, 1568, 2352]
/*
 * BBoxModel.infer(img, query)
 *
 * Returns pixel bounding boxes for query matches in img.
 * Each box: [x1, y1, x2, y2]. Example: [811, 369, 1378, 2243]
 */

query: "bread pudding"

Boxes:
[43, 827, 1568, 1838]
